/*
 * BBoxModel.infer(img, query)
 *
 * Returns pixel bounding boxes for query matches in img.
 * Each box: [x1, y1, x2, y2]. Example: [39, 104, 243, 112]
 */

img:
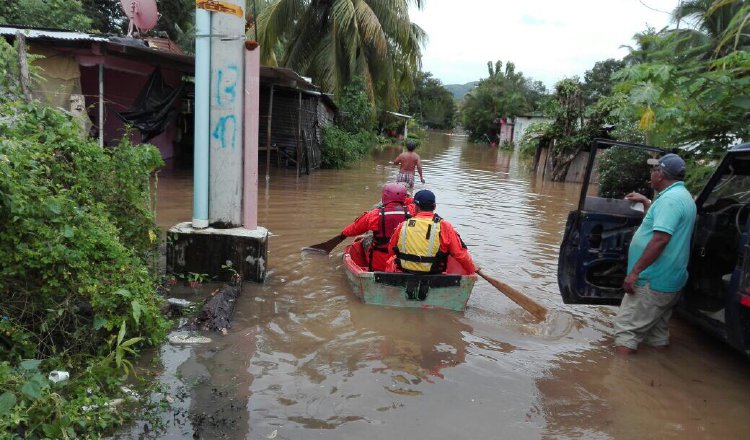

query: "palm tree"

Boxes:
[672, 0, 747, 57]
[256, 0, 427, 110]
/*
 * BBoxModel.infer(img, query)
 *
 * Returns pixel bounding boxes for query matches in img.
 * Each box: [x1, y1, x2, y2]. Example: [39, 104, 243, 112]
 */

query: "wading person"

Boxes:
[614, 153, 696, 355]
[386, 189, 476, 275]
[392, 140, 425, 189]
[340, 183, 413, 271]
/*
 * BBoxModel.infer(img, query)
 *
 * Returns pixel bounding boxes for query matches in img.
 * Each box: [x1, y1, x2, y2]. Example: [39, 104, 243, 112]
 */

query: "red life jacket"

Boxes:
[367, 202, 409, 271]
[372, 203, 410, 249]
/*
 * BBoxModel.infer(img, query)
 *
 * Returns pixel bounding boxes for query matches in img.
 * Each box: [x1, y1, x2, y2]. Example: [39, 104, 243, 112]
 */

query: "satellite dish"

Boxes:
[120, 0, 159, 36]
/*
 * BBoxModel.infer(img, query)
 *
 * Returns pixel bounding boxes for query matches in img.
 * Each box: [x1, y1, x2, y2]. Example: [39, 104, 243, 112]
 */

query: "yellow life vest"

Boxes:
[394, 214, 447, 273]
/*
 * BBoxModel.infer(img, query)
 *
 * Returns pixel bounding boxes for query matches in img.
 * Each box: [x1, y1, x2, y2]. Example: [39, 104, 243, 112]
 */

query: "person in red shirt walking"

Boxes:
[340, 183, 414, 271]
[386, 190, 476, 275]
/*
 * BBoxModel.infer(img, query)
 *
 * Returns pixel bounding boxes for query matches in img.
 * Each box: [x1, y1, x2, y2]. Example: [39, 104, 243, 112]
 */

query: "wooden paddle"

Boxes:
[302, 234, 346, 254]
[476, 269, 548, 321]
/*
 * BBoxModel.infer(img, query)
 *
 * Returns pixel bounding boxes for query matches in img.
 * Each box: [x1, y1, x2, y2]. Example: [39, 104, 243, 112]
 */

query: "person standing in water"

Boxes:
[392, 140, 425, 189]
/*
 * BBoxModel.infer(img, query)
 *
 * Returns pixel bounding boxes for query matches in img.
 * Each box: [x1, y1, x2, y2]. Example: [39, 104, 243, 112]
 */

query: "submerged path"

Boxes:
[129, 132, 750, 439]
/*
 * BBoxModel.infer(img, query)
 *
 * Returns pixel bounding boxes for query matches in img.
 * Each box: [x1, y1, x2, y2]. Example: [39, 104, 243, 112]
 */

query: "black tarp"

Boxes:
[116, 69, 183, 142]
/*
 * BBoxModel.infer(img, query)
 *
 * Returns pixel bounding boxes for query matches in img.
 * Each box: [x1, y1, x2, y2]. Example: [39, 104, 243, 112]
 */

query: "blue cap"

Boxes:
[648, 153, 685, 179]
[413, 190, 435, 210]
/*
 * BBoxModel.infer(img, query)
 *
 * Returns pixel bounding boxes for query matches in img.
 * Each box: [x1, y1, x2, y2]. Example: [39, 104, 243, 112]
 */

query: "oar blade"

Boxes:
[301, 235, 346, 255]
[477, 270, 548, 321]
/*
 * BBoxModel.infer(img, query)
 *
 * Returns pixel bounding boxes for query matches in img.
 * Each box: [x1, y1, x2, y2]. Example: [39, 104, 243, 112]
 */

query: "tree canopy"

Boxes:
[256, 0, 426, 111]
[459, 60, 546, 142]
[405, 72, 456, 130]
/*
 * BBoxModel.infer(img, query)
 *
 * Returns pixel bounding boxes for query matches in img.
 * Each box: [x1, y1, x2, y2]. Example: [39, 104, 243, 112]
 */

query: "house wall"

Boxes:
[79, 64, 183, 159]
[513, 116, 551, 144]
[258, 86, 328, 172]
[535, 145, 599, 184]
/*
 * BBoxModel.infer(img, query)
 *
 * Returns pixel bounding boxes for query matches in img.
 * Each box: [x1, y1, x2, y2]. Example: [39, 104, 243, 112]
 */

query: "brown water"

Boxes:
[133, 133, 750, 439]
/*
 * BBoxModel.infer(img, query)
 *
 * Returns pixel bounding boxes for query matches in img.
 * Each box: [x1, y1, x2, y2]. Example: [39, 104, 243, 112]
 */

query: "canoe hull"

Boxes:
[343, 240, 476, 312]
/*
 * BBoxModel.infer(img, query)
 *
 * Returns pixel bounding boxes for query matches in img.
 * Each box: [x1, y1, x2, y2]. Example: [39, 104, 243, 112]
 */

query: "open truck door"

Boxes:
[557, 139, 664, 305]
[557, 139, 750, 356]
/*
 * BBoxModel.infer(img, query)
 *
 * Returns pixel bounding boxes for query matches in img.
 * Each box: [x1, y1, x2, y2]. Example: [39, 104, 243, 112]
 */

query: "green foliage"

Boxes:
[78, 0, 125, 33]
[517, 120, 552, 158]
[321, 124, 380, 169]
[541, 78, 623, 181]
[256, 0, 426, 110]
[0, 39, 43, 103]
[0, 358, 157, 438]
[598, 147, 654, 199]
[0, 0, 92, 31]
[685, 158, 716, 194]
[611, 4, 750, 157]
[581, 58, 626, 105]
[460, 60, 546, 142]
[0, 101, 169, 360]
[406, 72, 457, 129]
[101, 321, 144, 377]
[338, 78, 375, 134]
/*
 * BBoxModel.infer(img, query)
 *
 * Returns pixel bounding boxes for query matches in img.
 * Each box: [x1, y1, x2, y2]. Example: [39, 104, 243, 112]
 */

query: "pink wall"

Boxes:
[79, 62, 182, 160]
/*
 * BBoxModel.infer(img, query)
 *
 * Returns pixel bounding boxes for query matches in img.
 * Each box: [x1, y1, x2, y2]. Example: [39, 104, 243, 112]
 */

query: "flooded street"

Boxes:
[141, 133, 750, 439]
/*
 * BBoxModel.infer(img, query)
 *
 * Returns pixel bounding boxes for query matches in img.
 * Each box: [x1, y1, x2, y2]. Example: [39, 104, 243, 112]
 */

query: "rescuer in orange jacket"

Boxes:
[340, 183, 415, 271]
[386, 189, 476, 275]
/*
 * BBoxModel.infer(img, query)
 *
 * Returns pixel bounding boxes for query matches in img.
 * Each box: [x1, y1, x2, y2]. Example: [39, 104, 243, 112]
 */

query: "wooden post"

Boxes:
[266, 84, 273, 181]
[296, 90, 302, 177]
[15, 31, 32, 103]
[98, 64, 104, 148]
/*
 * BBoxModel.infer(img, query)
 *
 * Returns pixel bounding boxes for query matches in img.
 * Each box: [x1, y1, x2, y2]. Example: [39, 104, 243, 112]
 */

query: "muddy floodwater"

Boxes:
[130, 133, 750, 439]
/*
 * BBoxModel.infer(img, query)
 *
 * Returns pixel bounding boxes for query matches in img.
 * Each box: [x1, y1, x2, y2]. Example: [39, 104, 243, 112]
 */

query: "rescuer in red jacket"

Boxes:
[340, 183, 414, 271]
[386, 189, 476, 275]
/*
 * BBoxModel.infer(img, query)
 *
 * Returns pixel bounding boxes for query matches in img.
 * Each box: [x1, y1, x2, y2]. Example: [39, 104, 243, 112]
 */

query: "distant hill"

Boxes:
[444, 81, 479, 100]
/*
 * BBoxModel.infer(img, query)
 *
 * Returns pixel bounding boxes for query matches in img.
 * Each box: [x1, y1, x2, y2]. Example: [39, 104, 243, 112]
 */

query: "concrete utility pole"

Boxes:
[208, 0, 244, 226]
[167, 0, 268, 283]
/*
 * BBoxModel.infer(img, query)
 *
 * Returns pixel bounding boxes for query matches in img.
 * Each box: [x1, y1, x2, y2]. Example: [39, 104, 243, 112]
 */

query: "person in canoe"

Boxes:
[386, 189, 476, 275]
[339, 183, 415, 271]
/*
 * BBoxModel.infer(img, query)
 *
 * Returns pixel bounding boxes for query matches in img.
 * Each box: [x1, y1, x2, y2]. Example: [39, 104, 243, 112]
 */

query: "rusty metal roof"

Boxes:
[0, 26, 108, 42]
[1, 25, 330, 95]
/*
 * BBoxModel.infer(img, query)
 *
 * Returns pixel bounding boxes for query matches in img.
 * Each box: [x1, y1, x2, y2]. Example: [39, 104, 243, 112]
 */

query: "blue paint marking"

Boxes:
[215, 65, 239, 106]
[212, 114, 238, 149]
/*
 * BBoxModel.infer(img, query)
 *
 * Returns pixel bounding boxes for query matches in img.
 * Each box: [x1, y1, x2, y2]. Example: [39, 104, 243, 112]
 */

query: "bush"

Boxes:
[321, 124, 379, 169]
[598, 147, 654, 199]
[517, 120, 552, 158]
[685, 159, 715, 194]
[0, 102, 169, 359]
[0, 101, 170, 437]
[337, 78, 374, 134]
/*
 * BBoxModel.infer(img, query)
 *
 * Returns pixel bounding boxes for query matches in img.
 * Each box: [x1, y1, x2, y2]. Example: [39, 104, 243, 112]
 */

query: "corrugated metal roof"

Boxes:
[0, 26, 108, 42]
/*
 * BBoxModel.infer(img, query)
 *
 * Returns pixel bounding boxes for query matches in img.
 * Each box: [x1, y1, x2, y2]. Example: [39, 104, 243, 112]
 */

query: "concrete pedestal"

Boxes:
[166, 222, 268, 282]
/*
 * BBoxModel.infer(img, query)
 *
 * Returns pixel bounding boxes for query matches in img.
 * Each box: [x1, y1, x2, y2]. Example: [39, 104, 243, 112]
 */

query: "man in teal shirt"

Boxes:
[615, 153, 697, 354]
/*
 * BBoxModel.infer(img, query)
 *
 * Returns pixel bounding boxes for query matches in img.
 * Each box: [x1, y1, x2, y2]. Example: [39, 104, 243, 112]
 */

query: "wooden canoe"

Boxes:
[343, 238, 477, 311]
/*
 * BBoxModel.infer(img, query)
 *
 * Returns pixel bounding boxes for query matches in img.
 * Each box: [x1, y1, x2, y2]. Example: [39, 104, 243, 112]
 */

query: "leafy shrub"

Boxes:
[0, 102, 169, 361]
[0, 37, 169, 439]
[685, 159, 715, 194]
[517, 120, 552, 158]
[337, 77, 374, 134]
[321, 124, 379, 169]
[598, 147, 654, 199]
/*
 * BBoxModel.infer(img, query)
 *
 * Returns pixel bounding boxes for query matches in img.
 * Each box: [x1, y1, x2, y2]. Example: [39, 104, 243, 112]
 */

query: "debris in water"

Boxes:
[266, 429, 278, 439]
[167, 298, 192, 308]
[168, 332, 212, 345]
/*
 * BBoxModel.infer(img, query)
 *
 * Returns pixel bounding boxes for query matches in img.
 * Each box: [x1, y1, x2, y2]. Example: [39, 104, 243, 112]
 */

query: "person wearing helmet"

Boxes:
[339, 183, 415, 271]
[392, 141, 425, 189]
[385, 190, 476, 275]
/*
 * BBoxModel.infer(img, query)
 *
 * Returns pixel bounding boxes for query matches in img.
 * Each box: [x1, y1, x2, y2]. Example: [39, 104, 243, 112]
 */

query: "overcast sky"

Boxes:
[409, 0, 680, 87]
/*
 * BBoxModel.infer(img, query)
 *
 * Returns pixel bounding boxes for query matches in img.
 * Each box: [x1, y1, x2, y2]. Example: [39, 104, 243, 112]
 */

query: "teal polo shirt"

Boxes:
[627, 181, 697, 292]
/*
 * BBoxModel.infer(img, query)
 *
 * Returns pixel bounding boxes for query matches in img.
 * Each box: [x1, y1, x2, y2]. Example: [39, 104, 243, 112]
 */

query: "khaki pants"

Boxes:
[613, 283, 681, 350]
